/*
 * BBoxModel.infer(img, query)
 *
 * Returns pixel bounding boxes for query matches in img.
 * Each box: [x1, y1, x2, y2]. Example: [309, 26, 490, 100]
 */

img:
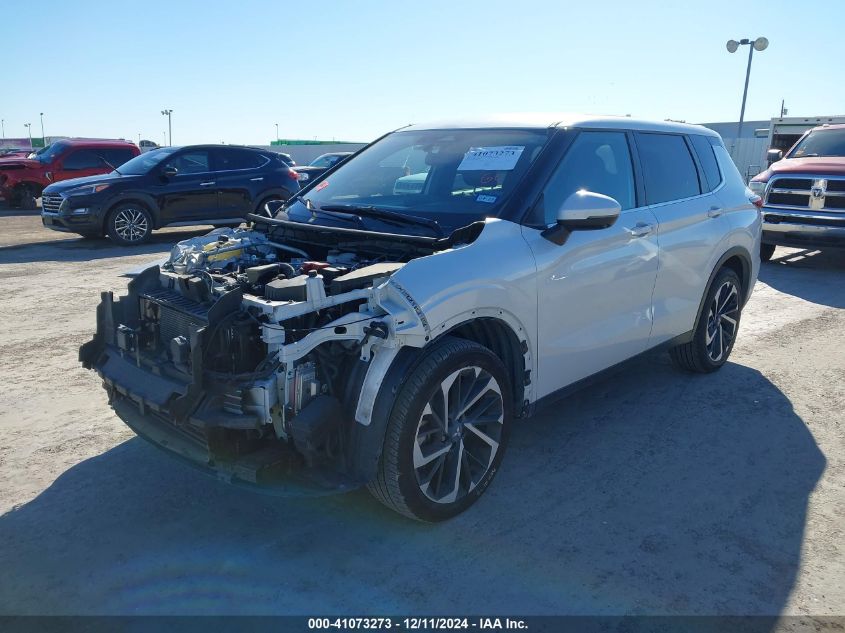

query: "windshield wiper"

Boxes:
[319, 204, 443, 237]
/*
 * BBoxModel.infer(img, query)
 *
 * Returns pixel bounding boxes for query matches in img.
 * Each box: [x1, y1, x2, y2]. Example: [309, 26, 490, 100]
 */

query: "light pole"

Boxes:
[39, 112, 45, 143]
[1, 119, 4, 139]
[24, 123, 32, 146]
[161, 109, 173, 146]
[726, 37, 768, 155]
[275, 123, 279, 143]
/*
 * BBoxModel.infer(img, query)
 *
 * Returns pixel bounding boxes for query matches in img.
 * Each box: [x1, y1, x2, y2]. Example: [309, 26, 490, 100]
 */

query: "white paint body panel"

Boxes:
[521, 208, 659, 398]
[350, 122, 761, 421]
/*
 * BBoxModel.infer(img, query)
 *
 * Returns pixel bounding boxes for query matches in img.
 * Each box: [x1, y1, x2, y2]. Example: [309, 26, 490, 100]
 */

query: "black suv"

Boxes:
[41, 145, 300, 245]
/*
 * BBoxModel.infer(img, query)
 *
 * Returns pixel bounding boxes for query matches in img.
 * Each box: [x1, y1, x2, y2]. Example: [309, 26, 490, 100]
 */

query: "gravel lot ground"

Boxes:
[0, 208, 843, 616]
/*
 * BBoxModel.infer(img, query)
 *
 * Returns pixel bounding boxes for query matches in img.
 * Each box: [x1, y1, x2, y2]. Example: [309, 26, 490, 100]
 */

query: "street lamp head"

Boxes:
[726, 39, 739, 53]
[754, 36, 769, 51]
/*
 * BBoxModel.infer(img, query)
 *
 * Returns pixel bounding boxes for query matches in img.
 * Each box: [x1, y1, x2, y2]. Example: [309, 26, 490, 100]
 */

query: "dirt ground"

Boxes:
[0, 208, 843, 616]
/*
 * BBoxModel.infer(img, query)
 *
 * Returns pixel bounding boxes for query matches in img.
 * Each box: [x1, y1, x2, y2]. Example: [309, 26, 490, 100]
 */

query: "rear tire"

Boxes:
[669, 267, 743, 373]
[760, 243, 776, 262]
[256, 194, 285, 218]
[367, 337, 512, 522]
[107, 203, 152, 246]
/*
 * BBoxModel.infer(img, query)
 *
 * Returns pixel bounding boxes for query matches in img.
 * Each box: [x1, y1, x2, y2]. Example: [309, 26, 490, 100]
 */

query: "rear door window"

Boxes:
[636, 133, 701, 204]
[63, 150, 103, 170]
[96, 148, 136, 168]
[689, 134, 722, 191]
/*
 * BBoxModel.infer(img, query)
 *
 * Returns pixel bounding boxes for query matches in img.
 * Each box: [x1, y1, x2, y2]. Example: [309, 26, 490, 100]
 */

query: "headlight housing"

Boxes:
[749, 180, 767, 196]
[66, 183, 111, 196]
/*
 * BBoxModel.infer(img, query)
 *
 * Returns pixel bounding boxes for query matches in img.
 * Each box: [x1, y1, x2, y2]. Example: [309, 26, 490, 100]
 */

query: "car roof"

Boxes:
[59, 138, 137, 147]
[403, 113, 720, 137]
[809, 123, 845, 132]
[167, 144, 272, 152]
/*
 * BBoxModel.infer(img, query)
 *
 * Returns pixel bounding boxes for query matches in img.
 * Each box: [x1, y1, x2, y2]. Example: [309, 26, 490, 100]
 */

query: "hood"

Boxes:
[769, 156, 845, 177]
[0, 159, 40, 171]
[43, 171, 135, 194]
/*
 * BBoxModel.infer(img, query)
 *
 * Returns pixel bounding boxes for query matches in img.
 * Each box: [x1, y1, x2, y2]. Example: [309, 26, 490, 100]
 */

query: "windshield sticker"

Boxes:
[315, 181, 329, 192]
[458, 146, 524, 171]
[476, 194, 498, 204]
[479, 172, 498, 186]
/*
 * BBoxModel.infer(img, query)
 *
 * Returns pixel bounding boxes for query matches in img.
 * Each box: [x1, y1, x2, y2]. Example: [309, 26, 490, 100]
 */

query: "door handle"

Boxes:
[707, 206, 722, 218]
[200, 181, 216, 186]
[249, 177, 264, 182]
[626, 222, 653, 238]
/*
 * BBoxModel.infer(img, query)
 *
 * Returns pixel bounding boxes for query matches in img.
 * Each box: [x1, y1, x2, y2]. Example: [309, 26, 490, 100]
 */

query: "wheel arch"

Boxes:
[13, 180, 44, 196]
[437, 316, 527, 416]
[692, 246, 753, 335]
[252, 187, 294, 214]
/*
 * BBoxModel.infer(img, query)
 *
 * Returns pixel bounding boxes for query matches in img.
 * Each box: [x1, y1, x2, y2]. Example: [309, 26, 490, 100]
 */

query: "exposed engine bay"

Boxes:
[80, 215, 485, 488]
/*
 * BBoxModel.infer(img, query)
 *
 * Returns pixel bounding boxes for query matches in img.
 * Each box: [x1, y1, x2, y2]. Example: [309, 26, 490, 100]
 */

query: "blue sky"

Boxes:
[2, 0, 841, 145]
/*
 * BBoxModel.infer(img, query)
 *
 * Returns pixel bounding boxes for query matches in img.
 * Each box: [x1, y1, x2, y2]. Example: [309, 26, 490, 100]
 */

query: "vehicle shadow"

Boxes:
[0, 230, 211, 265]
[0, 355, 824, 617]
[760, 248, 845, 308]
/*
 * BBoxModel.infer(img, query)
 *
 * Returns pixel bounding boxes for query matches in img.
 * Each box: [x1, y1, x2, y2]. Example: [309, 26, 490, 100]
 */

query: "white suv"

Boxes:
[80, 114, 761, 521]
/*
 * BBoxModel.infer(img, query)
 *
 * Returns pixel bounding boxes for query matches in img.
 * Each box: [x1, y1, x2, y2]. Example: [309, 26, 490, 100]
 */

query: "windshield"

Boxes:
[116, 147, 178, 175]
[36, 142, 67, 164]
[285, 128, 550, 233]
[790, 128, 845, 158]
[310, 154, 334, 168]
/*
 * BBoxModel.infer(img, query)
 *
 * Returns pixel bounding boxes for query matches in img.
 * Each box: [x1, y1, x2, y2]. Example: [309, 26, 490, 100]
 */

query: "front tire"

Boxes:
[367, 337, 513, 522]
[760, 243, 776, 262]
[107, 203, 152, 245]
[13, 184, 38, 210]
[669, 267, 743, 373]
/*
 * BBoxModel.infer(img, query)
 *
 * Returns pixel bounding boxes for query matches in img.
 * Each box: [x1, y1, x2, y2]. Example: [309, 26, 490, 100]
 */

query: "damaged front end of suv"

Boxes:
[79, 213, 487, 491]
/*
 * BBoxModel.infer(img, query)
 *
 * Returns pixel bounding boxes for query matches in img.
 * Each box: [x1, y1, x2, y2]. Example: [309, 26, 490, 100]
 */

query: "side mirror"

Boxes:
[766, 149, 783, 165]
[542, 190, 622, 245]
[162, 165, 178, 179]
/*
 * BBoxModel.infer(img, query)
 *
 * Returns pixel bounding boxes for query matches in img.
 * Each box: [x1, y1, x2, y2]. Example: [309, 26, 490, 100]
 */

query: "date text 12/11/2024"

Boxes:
[307, 617, 528, 630]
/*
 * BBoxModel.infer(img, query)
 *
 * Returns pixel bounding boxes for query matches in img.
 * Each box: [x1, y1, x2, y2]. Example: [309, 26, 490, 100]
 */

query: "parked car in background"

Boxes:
[292, 151, 354, 182]
[750, 123, 845, 260]
[139, 139, 160, 153]
[79, 115, 760, 521]
[0, 138, 139, 209]
[41, 144, 300, 245]
[0, 147, 33, 159]
[273, 152, 295, 166]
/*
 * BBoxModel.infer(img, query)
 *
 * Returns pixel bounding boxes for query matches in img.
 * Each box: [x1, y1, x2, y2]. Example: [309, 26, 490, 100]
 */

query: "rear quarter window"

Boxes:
[689, 134, 722, 192]
[636, 133, 701, 205]
[216, 148, 268, 170]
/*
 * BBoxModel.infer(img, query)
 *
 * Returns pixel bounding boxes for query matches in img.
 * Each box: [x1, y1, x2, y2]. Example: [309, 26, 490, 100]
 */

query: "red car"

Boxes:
[0, 138, 139, 209]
